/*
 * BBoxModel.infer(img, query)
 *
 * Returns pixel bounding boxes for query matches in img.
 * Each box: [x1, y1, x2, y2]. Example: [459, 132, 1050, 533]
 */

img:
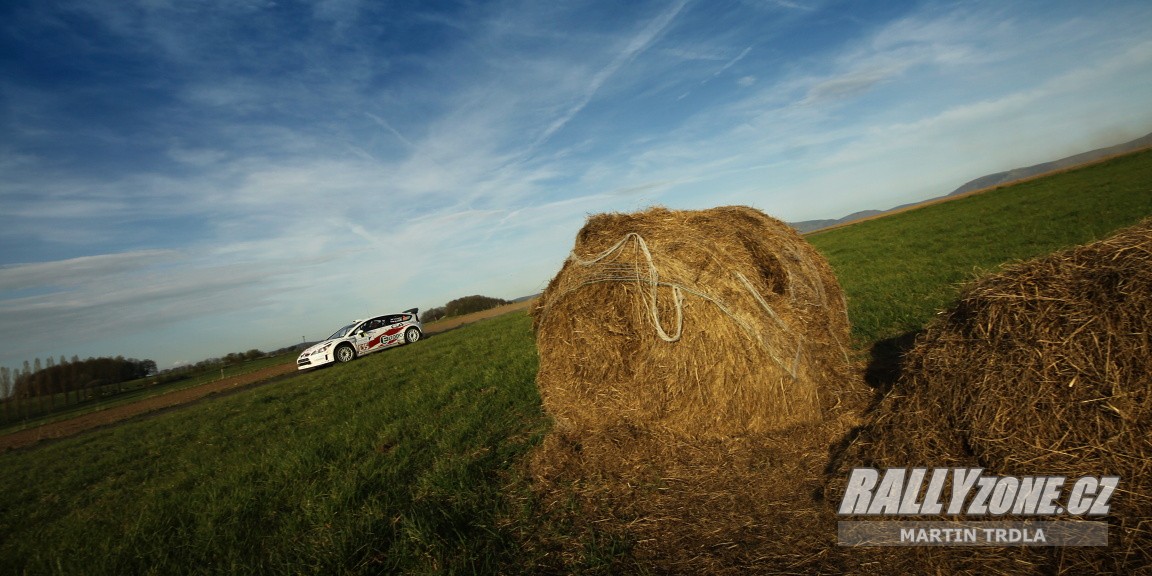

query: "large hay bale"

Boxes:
[532, 205, 852, 438]
[830, 217, 1152, 574]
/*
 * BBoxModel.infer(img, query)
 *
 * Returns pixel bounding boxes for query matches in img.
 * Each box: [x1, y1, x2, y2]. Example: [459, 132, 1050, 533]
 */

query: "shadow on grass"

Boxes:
[862, 330, 921, 397]
[819, 329, 922, 483]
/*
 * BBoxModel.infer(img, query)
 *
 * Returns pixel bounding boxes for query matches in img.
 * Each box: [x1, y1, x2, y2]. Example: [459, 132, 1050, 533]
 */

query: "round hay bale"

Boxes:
[830, 217, 1152, 574]
[532, 205, 851, 437]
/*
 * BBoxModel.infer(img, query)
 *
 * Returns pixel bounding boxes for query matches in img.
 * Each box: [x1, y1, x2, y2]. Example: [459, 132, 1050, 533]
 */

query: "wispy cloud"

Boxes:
[0, 249, 302, 361]
[769, 0, 816, 11]
[714, 45, 752, 77]
[531, 0, 692, 150]
[365, 112, 417, 149]
[0, 250, 174, 293]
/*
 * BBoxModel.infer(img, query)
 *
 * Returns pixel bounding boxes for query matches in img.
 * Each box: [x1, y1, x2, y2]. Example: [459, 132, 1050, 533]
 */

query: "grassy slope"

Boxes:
[808, 148, 1152, 346]
[0, 312, 547, 575]
[0, 353, 298, 434]
[1, 149, 1150, 574]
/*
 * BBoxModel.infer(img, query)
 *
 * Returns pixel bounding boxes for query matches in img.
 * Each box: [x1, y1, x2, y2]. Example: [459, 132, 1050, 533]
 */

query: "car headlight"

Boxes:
[311, 342, 334, 355]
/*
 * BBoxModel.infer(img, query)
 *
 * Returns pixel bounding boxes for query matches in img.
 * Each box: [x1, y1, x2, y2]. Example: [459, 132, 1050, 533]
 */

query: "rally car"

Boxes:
[297, 308, 423, 370]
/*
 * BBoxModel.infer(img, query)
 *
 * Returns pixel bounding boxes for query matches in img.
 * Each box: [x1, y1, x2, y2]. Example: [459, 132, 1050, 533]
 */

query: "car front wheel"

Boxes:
[404, 327, 422, 344]
[334, 344, 356, 363]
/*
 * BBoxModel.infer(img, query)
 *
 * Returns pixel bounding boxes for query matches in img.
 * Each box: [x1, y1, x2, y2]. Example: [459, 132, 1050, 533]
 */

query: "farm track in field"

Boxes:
[0, 299, 536, 451]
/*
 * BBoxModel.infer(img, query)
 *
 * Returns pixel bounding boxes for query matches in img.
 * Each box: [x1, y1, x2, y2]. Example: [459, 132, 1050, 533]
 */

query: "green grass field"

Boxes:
[0, 353, 298, 434]
[1, 149, 1150, 574]
[1, 312, 549, 574]
[809, 149, 1152, 346]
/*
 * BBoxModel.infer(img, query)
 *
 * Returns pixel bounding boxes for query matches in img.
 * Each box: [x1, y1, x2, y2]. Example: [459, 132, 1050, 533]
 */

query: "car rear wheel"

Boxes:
[334, 344, 356, 363]
[404, 327, 422, 344]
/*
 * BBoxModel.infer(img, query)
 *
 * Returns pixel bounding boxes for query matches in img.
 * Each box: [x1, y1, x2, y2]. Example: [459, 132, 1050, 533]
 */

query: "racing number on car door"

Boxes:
[358, 318, 384, 352]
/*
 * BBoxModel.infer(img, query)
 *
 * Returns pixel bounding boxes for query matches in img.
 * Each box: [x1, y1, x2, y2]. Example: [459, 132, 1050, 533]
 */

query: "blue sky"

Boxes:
[2, 0, 1151, 372]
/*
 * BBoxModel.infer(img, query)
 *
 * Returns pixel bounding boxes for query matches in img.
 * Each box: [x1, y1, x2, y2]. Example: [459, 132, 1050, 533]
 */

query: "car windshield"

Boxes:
[326, 323, 358, 341]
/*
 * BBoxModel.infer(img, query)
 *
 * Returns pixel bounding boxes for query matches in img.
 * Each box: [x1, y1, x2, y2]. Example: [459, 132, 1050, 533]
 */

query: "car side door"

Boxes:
[356, 317, 386, 353]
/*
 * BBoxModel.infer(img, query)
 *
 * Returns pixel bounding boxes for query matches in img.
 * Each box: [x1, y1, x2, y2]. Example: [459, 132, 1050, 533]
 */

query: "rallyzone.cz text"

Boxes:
[838, 468, 1118, 516]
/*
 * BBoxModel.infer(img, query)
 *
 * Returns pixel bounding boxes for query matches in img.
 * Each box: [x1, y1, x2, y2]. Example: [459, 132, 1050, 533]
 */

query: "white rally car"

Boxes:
[297, 308, 423, 370]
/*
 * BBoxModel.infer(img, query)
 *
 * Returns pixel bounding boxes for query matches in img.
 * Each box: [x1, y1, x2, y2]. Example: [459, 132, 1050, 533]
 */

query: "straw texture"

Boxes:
[830, 217, 1152, 574]
[531, 205, 852, 437]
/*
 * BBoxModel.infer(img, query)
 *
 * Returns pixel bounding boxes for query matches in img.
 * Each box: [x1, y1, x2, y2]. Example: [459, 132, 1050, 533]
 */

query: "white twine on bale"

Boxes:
[567, 232, 685, 343]
[732, 223, 852, 365]
[734, 270, 803, 378]
[557, 232, 806, 380]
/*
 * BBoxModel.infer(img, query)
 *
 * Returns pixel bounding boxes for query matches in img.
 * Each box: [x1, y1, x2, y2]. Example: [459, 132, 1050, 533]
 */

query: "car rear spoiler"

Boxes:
[404, 307, 419, 320]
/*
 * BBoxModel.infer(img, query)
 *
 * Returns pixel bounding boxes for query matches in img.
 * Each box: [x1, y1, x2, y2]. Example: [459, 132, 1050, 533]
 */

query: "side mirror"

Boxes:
[356, 331, 365, 338]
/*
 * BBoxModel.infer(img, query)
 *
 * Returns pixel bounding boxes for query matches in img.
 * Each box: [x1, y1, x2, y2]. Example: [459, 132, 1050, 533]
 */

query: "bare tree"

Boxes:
[1, 367, 10, 420]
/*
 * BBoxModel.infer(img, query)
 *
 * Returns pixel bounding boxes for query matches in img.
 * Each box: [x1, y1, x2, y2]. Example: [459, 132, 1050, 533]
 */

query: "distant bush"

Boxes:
[154, 372, 193, 386]
[222, 349, 265, 366]
[424, 295, 510, 321]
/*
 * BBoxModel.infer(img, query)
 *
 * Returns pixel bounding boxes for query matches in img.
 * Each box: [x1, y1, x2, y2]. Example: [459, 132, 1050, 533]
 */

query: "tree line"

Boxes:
[0, 345, 287, 402]
[421, 295, 510, 322]
[0, 347, 296, 425]
[0, 355, 157, 401]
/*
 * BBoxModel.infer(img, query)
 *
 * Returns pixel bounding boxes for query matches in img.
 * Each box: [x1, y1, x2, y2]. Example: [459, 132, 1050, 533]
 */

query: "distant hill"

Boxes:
[947, 131, 1152, 197]
[790, 131, 1152, 233]
[790, 210, 884, 233]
